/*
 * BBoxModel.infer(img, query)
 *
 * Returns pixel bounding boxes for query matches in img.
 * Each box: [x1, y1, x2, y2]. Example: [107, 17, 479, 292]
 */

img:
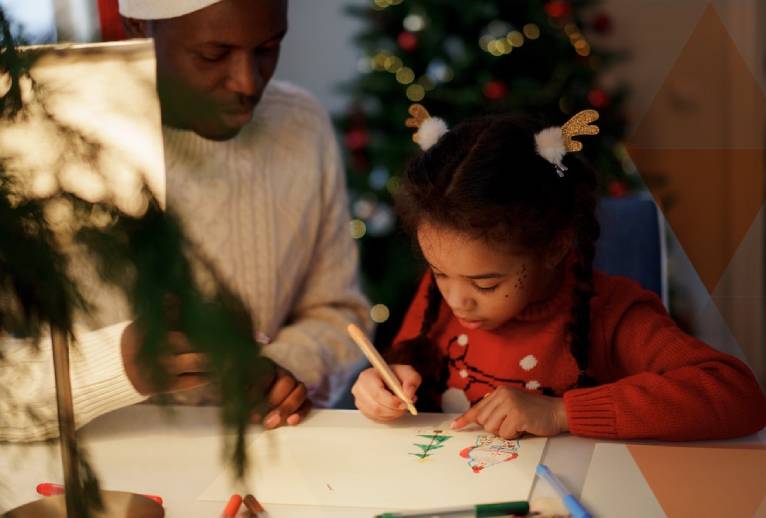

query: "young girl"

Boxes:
[352, 107, 766, 441]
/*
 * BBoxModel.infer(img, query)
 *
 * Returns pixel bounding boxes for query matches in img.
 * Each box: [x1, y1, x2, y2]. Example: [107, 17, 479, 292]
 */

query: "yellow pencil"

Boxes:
[346, 323, 418, 416]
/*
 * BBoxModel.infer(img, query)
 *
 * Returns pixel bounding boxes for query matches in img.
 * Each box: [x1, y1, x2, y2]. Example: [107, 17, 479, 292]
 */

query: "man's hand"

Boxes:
[121, 321, 209, 396]
[451, 386, 568, 439]
[254, 365, 312, 429]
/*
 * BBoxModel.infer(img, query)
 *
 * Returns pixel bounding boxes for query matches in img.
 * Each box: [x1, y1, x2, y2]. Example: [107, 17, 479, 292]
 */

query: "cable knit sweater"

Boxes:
[393, 269, 766, 441]
[0, 81, 369, 441]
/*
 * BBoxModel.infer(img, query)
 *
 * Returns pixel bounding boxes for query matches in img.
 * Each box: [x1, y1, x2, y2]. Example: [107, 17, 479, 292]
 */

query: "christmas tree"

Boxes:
[335, 0, 637, 346]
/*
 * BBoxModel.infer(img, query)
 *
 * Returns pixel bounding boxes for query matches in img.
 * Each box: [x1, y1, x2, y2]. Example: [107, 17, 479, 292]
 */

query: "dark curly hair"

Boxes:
[386, 114, 600, 409]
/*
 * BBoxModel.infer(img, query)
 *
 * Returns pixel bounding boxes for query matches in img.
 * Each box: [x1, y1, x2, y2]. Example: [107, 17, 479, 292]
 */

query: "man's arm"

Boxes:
[0, 322, 147, 442]
[261, 112, 371, 407]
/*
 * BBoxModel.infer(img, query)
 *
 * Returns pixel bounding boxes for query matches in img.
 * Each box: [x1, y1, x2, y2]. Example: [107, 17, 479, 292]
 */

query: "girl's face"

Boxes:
[417, 220, 564, 331]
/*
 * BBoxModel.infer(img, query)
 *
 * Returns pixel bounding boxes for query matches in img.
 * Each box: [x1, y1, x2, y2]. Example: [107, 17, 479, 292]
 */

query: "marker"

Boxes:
[375, 500, 529, 517]
[222, 494, 243, 518]
[36, 482, 163, 505]
[535, 464, 591, 518]
[243, 493, 265, 514]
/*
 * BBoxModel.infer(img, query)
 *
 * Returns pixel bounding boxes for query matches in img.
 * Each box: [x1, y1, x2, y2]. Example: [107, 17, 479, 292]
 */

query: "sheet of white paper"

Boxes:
[580, 443, 664, 518]
[199, 425, 546, 510]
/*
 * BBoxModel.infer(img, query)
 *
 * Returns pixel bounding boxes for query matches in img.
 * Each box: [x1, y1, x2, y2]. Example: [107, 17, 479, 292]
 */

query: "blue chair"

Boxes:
[594, 195, 668, 307]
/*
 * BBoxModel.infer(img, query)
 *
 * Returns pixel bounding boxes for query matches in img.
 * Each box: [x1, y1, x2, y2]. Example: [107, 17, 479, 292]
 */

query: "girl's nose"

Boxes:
[445, 286, 476, 313]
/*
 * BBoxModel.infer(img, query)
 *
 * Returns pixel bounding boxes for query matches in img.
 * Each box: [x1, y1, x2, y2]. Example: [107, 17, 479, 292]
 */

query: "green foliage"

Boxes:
[0, 7, 272, 514]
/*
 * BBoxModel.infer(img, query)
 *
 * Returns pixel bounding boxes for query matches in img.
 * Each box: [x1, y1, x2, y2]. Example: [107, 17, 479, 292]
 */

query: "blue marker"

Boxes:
[535, 464, 592, 518]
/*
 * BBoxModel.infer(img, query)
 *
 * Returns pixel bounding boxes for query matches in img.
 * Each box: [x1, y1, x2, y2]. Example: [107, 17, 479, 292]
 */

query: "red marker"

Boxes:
[222, 494, 243, 517]
[36, 482, 163, 505]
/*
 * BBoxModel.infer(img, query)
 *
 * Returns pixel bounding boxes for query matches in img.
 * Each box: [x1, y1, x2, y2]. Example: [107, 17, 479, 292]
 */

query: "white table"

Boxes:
[1, 405, 763, 517]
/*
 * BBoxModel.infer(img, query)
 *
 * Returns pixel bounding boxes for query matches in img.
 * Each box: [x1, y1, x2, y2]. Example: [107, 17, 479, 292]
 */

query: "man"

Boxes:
[0, 0, 369, 440]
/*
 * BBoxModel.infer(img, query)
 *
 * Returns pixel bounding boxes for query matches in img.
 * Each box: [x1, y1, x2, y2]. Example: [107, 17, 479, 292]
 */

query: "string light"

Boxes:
[386, 176, 401, 195]
[370, 304, 390, 323]
[372, 51, 389, 71]
[575, 40, 591, 56]
[506, 31, 524, 47]
[406, 84, 425, 101]
[564, 23, 579, 36]
[523, 23, 540, 39]
[478, 34, 492, 52]
[353, 196, 377, 219]
[368, 167, 389, 190]
[350, 219, 367, 239]
[383, 55, 403, 72]
[395, 67, 415, 84]
[403, 13, 426, 31]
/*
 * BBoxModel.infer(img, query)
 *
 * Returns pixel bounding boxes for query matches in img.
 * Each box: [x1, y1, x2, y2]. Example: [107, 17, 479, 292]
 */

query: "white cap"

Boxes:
[118, 0, 224, 20]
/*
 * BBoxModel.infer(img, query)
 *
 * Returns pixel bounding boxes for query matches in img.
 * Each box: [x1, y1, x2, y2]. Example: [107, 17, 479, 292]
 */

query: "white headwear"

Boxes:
[118, 0, 224, 20]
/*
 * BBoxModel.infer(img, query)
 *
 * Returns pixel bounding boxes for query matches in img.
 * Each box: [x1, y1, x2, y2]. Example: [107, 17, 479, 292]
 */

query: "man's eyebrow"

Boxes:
[200, 29, 288, 49]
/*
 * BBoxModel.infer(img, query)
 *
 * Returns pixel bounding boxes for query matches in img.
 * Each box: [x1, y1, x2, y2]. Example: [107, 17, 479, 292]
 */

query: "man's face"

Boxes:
[141, 0, 288, 140]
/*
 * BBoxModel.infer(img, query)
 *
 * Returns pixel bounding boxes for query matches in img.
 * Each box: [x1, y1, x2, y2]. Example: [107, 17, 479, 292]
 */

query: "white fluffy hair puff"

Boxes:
[416, 117, 449, 151]
[534, 126, 567, 170]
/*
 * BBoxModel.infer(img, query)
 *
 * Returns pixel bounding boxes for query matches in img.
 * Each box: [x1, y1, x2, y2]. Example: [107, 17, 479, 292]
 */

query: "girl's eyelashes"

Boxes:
[432, 269, 500, 293]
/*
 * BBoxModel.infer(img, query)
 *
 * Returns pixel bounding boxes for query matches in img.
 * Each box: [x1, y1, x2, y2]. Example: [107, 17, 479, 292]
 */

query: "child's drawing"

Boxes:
[459, 435, 519, 473]
[410, 429, 453, 461]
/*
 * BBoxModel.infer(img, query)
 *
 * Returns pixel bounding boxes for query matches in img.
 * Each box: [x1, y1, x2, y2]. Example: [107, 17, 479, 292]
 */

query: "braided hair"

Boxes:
[391, 114, 601, 397]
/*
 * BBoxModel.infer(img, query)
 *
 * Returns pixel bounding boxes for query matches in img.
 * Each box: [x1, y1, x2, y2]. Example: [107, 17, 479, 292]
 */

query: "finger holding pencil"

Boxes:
[347, 323, 420, 420]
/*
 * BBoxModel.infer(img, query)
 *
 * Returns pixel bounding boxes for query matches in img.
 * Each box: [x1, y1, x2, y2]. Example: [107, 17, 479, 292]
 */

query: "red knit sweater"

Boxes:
[392, 269, 766, 441]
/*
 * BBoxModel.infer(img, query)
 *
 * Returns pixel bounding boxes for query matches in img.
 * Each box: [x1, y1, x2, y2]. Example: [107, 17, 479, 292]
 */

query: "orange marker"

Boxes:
[223, 494, 243, 517]
[36, 482, 163, 505]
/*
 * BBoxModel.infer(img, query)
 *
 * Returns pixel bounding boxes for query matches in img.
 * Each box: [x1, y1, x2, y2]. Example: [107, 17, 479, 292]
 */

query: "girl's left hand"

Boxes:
[450, 386, 568, 439]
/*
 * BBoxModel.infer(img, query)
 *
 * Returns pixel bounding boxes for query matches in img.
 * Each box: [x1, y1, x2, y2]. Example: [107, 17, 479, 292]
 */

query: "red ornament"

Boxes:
[483, 80, 508, 101]
[592, 13, 613, 34]
[344, 128, 369, 152]
[587, 88, 609, 109]
[545, 0, 571, 19]
[397, 31, 418, 53]
[608, 180, 628, 198]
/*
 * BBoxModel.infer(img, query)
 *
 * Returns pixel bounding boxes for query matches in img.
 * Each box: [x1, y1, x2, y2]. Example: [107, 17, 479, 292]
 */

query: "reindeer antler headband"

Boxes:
[535, 109, 600, 177]
[406, 105, 600, 177]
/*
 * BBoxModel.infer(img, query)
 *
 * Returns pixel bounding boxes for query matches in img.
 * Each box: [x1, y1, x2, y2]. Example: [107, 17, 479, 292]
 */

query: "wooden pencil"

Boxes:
[346, 323, 418, 416]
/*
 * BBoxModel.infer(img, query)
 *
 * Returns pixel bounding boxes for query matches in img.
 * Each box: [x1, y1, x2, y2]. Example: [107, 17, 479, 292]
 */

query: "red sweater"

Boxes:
[392, 269, 766, 441]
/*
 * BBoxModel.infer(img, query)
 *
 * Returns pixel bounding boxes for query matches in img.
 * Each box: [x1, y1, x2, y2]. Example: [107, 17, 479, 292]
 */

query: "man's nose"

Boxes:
[226, 52, 263, 97]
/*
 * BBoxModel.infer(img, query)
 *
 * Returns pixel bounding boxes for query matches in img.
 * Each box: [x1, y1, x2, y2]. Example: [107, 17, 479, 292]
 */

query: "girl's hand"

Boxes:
[451, 386, 568, 439]
[352, 365, 421, 422]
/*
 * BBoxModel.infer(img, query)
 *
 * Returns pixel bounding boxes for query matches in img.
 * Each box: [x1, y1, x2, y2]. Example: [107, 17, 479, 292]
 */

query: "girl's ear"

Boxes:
[544, 229, 574, 270]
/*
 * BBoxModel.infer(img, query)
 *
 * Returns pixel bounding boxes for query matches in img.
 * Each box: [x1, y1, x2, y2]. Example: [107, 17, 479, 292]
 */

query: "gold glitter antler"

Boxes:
[405, 103, 431, 129]
[560, 109, 600, 152]
[406, 103, 431, 144]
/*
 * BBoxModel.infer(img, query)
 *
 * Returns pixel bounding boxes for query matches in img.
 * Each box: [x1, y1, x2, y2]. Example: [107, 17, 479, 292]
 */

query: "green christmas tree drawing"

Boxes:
[410, 430, 452, 460]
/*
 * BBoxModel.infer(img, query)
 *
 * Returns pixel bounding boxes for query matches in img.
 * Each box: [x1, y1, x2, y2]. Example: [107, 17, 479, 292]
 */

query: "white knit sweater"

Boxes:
[0, 81, 369, 441]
